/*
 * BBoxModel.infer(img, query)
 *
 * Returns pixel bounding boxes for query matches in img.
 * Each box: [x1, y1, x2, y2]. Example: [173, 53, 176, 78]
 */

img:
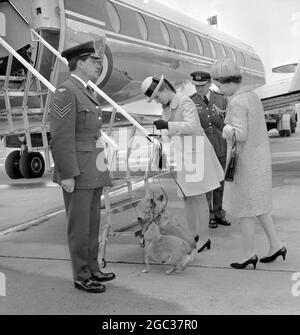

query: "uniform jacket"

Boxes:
[161, 93, 224, 197]
[190, 90, 227, 161]
[222, 86, 272, 217]
[50, 76, 112, 189]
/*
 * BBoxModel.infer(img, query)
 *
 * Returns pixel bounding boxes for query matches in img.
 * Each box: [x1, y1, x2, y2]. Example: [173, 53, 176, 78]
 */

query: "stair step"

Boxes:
[108, 176, 146, 192]
[105, 197, 143, 214]
[0, 108, 45, 116]
[0, 91, 46, 97]
[0, 75, 25, 81]
[111, 220, 141, 234]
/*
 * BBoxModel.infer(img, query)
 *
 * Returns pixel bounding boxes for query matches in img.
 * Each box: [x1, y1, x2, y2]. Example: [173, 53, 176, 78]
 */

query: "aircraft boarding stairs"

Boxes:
[0, 32, 167, 268]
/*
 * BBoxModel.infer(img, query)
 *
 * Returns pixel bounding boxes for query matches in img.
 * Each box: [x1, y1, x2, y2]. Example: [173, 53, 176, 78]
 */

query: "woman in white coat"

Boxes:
[210, 58, 286, 269]
[141, 75, 224, 251]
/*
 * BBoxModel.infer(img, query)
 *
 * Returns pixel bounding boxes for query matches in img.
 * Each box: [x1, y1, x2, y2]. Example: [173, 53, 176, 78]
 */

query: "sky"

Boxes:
[141, 0, 300, 83]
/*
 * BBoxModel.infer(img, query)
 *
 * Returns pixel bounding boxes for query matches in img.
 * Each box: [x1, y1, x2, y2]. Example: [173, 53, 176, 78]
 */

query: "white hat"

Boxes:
[141, 75, 164, 102]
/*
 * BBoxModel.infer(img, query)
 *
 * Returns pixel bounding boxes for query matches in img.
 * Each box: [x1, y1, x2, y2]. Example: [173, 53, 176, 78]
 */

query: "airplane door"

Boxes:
[0, 0, 33, 76]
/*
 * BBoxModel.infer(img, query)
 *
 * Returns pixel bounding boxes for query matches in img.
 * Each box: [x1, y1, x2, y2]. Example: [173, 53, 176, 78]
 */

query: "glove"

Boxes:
[222, 124, 234, 139]
[154, 119, 168, 130]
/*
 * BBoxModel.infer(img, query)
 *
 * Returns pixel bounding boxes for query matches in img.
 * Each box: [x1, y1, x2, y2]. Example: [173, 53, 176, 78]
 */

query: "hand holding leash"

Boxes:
[154, 119, 168, 130]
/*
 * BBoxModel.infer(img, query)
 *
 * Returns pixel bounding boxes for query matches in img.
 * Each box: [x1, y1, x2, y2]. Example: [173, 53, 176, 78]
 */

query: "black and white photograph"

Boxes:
[0, 0, 300, 320]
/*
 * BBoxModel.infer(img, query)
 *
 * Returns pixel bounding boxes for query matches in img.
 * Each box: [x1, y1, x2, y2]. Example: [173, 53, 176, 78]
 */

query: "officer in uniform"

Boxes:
[190, 71, 231, 229]
[50, 39, 115, 293]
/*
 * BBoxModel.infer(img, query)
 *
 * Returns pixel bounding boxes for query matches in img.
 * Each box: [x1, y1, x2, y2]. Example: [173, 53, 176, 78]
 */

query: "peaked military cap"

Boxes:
[61, 38, 105, 62]
[190, 71, 211, 86]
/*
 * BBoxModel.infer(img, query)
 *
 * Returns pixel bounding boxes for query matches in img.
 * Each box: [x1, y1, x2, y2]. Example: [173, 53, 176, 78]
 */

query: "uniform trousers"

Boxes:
[63, 187, 103, 281]
[206, 158, 226, 219]
[183, 193, 210, 239]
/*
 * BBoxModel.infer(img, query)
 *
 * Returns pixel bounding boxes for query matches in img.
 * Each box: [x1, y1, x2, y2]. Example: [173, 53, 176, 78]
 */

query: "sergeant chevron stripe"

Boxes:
[53, 103, 73, 118]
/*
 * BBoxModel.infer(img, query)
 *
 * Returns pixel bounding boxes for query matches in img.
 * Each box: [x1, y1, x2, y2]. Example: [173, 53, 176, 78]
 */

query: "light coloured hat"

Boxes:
[210, 58, 241, 79]
[141, 75, 164, 102]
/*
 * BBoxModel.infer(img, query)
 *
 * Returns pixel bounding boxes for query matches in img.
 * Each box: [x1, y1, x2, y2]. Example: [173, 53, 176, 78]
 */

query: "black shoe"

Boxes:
[74, 278, 106, 293]
[215, 217, 231, 226]
[92, 270, 116, 282]
[259, 247, 287, 263]
[197, 239, 211, 253]
[209, 219, 218, 229]
[230, 255, 258, 269]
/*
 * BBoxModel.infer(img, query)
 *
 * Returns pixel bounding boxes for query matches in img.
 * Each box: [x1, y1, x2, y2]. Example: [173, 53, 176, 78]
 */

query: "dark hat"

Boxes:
[141, 75, 164, 102]
[190, 71, 211, 86]
[61, 38, 105, 62]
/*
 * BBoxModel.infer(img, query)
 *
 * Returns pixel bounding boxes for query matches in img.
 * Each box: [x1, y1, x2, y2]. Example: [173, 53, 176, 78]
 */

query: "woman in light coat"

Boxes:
[141, 75, 224, 251]
[210, 58, 286, 269]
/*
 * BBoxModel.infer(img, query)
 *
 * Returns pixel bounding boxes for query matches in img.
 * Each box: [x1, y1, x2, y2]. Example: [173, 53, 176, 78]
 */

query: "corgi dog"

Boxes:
[142, 222, 195, 274]
[136, 194, 197, 250]
[152, 194, 197, 250]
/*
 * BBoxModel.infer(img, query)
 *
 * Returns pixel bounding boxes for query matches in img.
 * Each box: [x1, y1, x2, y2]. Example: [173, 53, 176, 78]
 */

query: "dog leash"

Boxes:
[152, 124, 187, 201]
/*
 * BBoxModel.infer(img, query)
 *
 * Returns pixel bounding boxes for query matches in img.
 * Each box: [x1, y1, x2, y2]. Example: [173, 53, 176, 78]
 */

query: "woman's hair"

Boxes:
[68, 54, 90, 72]
[158, 78, 176, 93]
[210, 58, 242, 84]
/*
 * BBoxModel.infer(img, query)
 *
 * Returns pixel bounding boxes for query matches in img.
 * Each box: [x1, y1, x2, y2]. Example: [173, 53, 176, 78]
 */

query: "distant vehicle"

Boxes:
[265, 105, 298, 137]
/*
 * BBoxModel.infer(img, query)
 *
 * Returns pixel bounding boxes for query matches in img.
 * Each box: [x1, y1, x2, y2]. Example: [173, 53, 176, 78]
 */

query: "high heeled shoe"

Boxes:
[230, 255, 258, 269]
[197, 239, 211, 253]
[259, 247, 287, 263]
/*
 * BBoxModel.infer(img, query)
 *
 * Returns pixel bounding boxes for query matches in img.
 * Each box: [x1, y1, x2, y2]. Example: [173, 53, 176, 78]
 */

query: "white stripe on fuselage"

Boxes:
[65, 17, 265, 78]
[65, 10, 106, 27]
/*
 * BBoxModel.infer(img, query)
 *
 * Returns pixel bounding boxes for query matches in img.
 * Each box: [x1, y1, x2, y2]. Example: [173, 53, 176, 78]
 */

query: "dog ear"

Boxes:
[157, 194, 164, 202]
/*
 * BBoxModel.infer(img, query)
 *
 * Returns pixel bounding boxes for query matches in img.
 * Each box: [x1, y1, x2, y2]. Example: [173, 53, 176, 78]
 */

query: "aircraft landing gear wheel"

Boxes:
[5, 150, 23, 179]
[19, 151, 45, 178]
[99, 258, 107, 269]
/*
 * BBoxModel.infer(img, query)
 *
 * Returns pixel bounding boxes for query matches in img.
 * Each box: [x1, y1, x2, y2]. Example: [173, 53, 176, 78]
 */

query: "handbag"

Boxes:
[224, 130, 238, 182]
[151, 124, 167, 170]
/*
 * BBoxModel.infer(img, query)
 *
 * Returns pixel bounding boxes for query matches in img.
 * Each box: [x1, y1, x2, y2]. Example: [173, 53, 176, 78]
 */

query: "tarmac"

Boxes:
[0, 131, 300, 315]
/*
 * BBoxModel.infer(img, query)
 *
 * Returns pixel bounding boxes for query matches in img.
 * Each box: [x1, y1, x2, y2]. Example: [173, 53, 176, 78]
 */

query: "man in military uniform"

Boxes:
[50, 39, 115, 293]
[190, 71, 231, 229]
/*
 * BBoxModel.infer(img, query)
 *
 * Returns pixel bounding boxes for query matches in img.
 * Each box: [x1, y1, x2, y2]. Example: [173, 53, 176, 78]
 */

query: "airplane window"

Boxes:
[231, 48, 237, 62]
[208, 40, 216, 58]
[179, 29, 188, 51]
[107, 1, 121, 33]
[220, 44, 227, 58]
[160, 21, 170, 46]
[195, 35, 204, 55]
[136, 12, 148, 41]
